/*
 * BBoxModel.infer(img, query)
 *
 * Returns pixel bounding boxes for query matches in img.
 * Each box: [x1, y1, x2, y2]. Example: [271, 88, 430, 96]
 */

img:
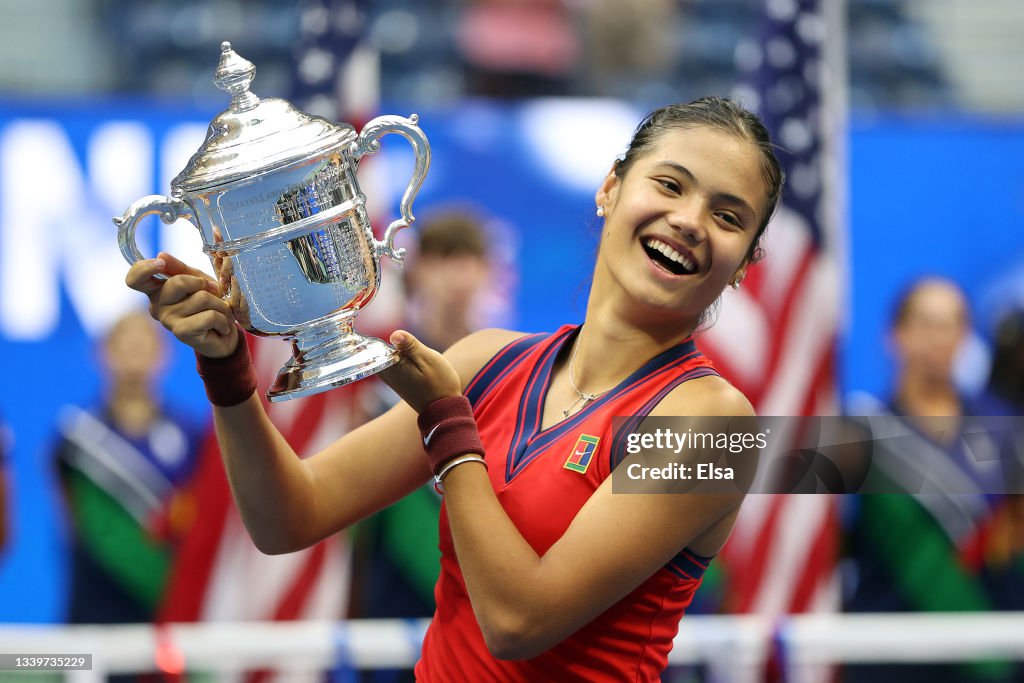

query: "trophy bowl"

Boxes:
[116, 42, 430, 402]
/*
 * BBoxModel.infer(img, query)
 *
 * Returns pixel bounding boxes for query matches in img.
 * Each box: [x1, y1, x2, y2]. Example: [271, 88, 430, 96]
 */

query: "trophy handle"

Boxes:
[114, 195, 200, 281]
[354, 114, 431, 265]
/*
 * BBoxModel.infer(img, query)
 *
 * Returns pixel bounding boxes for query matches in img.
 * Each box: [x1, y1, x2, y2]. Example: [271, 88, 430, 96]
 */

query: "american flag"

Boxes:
[698, 0, 845, 656]
[159, 3, 382, 681]
[289, 0, 377, 125]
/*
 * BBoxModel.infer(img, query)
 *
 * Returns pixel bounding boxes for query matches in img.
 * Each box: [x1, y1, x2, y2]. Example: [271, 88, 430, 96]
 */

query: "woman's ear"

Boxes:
[595, 164, 620, 213]
[731, 263, 748, 289]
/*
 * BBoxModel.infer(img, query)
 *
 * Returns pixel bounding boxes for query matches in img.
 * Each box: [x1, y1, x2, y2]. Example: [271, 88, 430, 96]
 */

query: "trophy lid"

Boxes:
[172, 42, 355, 193]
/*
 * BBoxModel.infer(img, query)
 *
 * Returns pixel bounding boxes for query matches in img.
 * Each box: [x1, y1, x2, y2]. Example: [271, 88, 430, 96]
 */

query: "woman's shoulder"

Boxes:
[650, 373, 756, 418]
[443, 328, 535, 390]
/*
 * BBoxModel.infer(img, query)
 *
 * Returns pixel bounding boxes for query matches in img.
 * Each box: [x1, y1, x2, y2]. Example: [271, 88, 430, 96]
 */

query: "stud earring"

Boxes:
[596, 205, 604, 217]
[731, 278, 742, 289]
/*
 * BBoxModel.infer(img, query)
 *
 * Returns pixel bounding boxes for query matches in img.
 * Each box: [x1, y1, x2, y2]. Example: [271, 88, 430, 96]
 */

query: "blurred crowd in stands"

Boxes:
[18, 0, 952, 111]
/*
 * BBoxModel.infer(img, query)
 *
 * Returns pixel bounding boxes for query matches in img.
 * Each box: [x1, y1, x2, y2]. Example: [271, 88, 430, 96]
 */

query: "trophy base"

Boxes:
[266, 319, 398, 402]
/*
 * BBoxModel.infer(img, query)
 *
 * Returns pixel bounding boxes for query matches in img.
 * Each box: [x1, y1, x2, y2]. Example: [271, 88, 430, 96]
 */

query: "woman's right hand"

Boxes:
[125, 251, 239, 359]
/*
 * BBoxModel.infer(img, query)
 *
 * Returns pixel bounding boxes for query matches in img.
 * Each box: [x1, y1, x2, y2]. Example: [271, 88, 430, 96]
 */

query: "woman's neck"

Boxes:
[571, 291, 696, 394]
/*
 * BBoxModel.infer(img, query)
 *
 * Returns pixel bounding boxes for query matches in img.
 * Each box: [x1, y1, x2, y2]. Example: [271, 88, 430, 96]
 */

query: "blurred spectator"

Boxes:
[843, 277, 1024, 683]
[54, 311, 201, 625]
[578, 0, 679, 99]
[455, 0, 581, 97]
[401, 209, 493, 351]
[349, 208, 494, 682]
[980, 308, 1024, 414]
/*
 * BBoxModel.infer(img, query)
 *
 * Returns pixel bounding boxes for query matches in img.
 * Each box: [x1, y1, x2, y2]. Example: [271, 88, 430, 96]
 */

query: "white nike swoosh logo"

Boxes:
[574, 449, 589, 457]
[424, 424, 441, 447]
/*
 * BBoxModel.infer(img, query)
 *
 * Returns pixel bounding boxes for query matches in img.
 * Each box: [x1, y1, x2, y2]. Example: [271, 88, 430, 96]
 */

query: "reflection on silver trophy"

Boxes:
[115, 42, 430, 401]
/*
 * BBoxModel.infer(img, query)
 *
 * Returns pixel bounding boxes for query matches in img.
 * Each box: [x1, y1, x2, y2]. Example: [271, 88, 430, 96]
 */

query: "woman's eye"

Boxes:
[657, 179, 681, 193]
[716, 212, 742, 228]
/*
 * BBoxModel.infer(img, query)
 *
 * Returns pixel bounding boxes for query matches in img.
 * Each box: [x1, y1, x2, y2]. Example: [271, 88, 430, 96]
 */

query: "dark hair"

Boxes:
[417, 210, 488, 258]
[615, 96, 784, 265]
[988, 308, 1024, 405]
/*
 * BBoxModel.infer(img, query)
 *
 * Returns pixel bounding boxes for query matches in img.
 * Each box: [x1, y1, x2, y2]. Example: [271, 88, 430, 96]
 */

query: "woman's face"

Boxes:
[594, 125, 768, 326]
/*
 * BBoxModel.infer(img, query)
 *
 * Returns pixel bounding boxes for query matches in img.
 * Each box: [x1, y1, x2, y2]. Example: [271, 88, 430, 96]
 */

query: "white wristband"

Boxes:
[433, 455, 487, 494]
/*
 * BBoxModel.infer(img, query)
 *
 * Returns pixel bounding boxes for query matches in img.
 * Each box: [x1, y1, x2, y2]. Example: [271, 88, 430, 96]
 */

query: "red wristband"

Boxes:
[417, 395, 485, 474]
[195, 332, 258, 407]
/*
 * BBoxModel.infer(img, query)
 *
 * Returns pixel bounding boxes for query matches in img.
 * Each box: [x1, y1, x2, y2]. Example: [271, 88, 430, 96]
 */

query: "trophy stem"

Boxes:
[266, 313, 398, 402]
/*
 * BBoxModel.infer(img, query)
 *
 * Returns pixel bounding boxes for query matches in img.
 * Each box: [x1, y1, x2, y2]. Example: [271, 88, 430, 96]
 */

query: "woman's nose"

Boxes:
[667, 199, 707, 244]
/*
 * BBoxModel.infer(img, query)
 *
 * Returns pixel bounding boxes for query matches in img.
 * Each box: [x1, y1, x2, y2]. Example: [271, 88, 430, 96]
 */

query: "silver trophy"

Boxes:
[116, 42, 430, 402]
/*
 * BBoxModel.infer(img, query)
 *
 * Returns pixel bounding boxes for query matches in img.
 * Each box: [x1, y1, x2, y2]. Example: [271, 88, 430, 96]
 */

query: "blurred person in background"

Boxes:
[400, 209, 494, 353]
[54, 310, 201, 626]
[578, 0, 679, 98]
[350, 209, 494, 682]
[843, 277, 1024, 683]
[979, 308, 1024, 415]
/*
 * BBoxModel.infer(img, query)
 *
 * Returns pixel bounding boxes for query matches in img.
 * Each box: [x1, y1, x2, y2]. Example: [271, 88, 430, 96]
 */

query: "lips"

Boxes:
[641, 236, 699, 276]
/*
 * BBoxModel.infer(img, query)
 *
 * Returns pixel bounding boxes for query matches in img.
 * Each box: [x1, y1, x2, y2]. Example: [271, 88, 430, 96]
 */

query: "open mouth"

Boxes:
[642, 237, 698, 276]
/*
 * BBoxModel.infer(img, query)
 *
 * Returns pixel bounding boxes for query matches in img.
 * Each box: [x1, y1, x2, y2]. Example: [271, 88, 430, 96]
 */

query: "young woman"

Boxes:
[126, 96, 784, 681]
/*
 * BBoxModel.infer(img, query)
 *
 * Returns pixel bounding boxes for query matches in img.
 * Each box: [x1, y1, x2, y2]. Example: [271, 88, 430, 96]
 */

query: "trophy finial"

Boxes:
[214, 41, 260, 112]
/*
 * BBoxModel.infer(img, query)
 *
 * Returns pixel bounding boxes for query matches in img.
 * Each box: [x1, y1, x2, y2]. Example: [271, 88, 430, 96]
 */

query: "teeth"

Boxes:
[644, 238, 696, 272]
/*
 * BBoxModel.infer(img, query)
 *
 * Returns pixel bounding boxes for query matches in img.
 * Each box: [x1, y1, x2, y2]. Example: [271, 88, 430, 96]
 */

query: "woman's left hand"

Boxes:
[380, 331, 464, 413]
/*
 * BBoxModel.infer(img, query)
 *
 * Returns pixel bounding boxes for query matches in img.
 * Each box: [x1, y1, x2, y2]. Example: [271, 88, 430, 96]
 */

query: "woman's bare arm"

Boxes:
[210, 395, 426, 553]
[126, 252, 523, 553]
[215, 326, 525, 552]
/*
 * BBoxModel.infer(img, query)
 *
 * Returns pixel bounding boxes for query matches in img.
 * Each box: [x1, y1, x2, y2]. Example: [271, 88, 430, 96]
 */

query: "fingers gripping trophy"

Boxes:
[116, 43, 431, 401]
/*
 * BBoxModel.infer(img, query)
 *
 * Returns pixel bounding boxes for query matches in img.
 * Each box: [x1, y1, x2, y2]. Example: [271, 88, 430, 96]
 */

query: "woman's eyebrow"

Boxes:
[654, 160, 697, 183]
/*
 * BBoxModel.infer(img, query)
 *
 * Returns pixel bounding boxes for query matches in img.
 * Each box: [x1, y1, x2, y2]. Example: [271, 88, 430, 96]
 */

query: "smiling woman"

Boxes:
[125, 96, 784, 682]
[592, 99, 783, 334]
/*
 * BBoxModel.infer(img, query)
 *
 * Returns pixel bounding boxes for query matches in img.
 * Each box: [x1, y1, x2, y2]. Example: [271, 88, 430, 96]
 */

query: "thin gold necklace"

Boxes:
[563, 339, 614, 417]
